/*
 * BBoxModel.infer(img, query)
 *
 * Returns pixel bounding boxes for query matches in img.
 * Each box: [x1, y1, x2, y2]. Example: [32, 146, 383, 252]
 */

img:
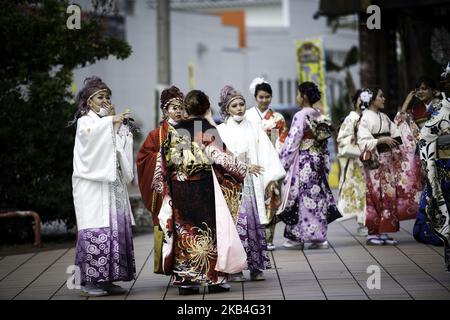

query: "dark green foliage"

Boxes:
[0, 0, 131, 242]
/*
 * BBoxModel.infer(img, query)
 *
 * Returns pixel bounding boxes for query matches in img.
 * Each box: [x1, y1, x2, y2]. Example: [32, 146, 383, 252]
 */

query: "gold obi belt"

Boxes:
[299, 138, 314, 151]
[415, 117, 428, 128]
[299, 138, 326, 153]
[163, 129, 212, 177]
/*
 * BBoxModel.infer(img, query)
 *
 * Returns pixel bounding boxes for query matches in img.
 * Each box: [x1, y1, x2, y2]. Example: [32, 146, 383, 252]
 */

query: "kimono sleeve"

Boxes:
[116, 125, 134, 184]
[205, 144, 247, 182]
[392, 113, 417, 154]
[273, 112, 289, 153]
[388, 115, 401, 138]
[279, 111, 304, 169]
[255, 124, 286, 188]
[73, 115, 116, 182]
[357, 115, 378, 152]
[136, 125, 166, 213]
[337, 114, 357, 154]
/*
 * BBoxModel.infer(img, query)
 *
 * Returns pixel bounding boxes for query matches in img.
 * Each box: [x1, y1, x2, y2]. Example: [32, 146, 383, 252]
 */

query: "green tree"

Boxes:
[0, 0, 131, 242]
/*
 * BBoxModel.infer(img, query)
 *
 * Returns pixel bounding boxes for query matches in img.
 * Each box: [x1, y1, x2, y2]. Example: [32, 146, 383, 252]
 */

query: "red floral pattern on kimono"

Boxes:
[394, 111, 425, 213]
[358, 110, 422, 235]
[262, 109, 289, 153]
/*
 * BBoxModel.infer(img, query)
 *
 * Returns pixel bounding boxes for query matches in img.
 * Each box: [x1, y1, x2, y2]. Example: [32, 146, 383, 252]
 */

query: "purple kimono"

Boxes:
[279, 107, 336, 243]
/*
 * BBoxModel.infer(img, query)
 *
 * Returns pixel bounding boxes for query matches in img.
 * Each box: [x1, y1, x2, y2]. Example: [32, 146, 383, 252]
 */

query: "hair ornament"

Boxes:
[249, 77, 268, 95]
[359, 89, 373, 109]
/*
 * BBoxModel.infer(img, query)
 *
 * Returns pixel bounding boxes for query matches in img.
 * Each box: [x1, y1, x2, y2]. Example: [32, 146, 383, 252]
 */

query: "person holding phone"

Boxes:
[70, 76, 136, 297]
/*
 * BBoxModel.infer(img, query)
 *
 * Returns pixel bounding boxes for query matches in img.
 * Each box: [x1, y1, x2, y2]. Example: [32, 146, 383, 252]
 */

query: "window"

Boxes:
[278, 79, 284, 104]
[287, 79, 292, 104]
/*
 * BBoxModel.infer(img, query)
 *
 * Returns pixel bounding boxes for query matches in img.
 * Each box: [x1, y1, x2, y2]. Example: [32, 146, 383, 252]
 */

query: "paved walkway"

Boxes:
[0, 219, 449, 300]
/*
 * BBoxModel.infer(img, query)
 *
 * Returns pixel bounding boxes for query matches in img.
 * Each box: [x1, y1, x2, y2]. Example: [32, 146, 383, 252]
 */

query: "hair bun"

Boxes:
[83, 76, 104, 87]
[219, 85, 235, 104]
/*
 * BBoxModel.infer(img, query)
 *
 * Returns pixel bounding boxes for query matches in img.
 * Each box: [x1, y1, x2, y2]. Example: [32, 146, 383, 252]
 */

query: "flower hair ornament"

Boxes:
[359, 89, 373, 109]
[249, 77, 268, 96]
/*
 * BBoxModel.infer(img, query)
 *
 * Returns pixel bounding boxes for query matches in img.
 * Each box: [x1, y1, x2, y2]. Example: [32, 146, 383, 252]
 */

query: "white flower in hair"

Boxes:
[360, 90, 373, 104]
[441, 62, 450, 78]
[249, 77, 268, 95]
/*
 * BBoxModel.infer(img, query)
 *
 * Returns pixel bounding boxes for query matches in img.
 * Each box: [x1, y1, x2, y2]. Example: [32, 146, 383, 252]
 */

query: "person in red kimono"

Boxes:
[136, 85, 185, 273]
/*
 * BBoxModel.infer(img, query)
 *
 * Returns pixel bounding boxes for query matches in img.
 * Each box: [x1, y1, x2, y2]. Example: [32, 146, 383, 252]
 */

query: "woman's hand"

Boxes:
[103, 101, 116, 116]
[248, 164, 264, 176]
[113, 112, 131, 125]
[400, 90, 416, 113]
[377, 136, 399, 148]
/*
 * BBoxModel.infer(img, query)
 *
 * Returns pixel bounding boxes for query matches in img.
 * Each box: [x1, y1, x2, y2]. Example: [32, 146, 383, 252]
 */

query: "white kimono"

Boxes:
[246, 106, 268, 128]
[72, 110, 135, 231]
[217, 116, 286, 224]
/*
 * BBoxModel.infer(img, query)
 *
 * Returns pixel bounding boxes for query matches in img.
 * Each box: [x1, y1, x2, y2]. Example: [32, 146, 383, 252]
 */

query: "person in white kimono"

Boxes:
[217, 85, 286, 282]
[336, 89, 367, 236]
[246, 77, 289, 251]
[71, 76, 136, 297]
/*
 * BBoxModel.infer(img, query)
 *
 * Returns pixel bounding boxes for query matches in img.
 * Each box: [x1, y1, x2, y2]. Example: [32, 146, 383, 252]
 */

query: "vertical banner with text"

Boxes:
[295, 38, 328, 116]
[296, 38, 339, 188]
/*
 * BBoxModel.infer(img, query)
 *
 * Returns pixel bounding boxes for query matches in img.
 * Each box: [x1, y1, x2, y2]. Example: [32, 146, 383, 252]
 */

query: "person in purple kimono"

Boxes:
[279, 82, 337, 250]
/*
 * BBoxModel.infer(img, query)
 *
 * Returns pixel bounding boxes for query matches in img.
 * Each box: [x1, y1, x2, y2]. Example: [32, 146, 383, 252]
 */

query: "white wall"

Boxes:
[243, 0, 360, 106]
[245, 5, 286, 27]
[72, 0, 360, 139]
[73, 1, 241, 139]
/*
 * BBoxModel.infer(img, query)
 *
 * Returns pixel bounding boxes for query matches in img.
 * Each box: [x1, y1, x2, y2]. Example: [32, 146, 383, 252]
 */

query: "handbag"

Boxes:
[341, 143, 361, 158]
[340, 119, 361, 158]
[437, 134, 450, 159]
[359, 148, 380, 170]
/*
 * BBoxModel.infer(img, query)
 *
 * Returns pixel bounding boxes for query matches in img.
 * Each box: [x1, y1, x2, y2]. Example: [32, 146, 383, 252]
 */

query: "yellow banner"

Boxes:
[295, 38, 328, 116]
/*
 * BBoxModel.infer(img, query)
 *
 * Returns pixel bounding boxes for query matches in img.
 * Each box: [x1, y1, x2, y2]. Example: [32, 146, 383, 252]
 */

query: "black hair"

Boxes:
[298, 81, 321, 105]
[415, 76, 436, 91]
[184, 90, 210, 116]
[254, 82, 272, 98]
[367, 86, 382, 105]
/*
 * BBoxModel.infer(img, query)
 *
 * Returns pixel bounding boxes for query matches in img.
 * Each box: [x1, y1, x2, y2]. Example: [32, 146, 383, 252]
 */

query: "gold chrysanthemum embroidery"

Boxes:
[179, 223, 217, 277]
